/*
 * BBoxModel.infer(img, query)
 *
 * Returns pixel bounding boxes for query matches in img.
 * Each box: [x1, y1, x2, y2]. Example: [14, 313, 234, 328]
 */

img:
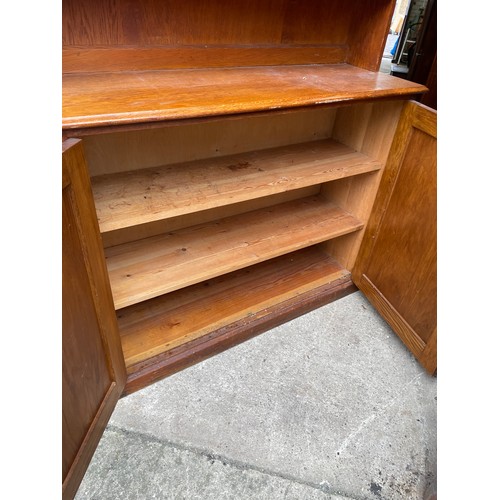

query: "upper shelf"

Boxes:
[92, 138, 381, 234]
[62, 64, 427, 130]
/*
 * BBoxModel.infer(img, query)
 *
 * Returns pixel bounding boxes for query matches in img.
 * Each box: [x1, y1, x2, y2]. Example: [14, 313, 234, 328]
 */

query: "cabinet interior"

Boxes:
[81, 100, 403, 384]
[62, 0, 425, 397]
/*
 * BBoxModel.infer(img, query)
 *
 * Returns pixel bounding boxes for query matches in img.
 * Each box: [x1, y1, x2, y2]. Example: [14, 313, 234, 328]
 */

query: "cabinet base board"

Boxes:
[122, 275, 357, 396]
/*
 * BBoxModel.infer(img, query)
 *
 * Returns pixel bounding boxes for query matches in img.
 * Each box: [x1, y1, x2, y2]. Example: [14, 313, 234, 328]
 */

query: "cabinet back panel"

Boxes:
[84, 108, 336, 176]
[63, 0, 353, 47]
[62, 0, 395, 71]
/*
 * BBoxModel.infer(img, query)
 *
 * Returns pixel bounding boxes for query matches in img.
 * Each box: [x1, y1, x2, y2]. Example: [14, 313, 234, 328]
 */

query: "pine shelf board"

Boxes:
[92, 139, 381, 233]
[105, 195, 362, 309]
[118, 246, 349, 368]
[62, 64, 426, 129]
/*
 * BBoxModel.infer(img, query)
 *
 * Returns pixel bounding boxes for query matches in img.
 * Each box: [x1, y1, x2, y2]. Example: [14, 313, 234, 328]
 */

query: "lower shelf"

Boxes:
[106, 195, 362, 309]
[118, 246, 355, 394]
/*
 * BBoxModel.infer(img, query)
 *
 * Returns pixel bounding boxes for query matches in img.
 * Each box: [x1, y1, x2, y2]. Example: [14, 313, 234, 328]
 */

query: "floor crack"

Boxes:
[105, 424, 362, 499]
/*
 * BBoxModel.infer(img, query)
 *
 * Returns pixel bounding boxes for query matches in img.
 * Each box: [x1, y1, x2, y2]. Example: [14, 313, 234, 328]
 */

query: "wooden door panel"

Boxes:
[62, 191, 111, 478]
[62, 139, 127, 499]
[352, 101, 437, 374]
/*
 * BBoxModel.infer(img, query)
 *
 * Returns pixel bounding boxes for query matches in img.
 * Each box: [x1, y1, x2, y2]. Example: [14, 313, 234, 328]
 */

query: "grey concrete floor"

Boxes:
[75, 291, 437, 500]
[380, 33, 399, 74]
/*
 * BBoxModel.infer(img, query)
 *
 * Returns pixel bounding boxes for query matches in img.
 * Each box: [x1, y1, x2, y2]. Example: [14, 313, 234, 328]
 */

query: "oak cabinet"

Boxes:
[62, 1, 437, 498]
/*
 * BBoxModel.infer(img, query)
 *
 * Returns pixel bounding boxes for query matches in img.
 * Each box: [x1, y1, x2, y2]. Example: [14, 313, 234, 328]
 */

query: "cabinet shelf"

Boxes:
[118, 246, 349, 370]
[92, 138, 381, 233]
[63, 63, 426, 130]
[105, 195, 363, 309]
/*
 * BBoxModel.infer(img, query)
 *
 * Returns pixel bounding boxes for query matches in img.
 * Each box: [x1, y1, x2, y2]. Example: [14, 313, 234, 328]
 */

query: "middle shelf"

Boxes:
[105, 194, 363, 310]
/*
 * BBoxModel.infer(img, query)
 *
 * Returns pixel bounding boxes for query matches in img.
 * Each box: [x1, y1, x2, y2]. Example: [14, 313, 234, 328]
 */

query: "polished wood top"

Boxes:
[62, 64, 426, 130]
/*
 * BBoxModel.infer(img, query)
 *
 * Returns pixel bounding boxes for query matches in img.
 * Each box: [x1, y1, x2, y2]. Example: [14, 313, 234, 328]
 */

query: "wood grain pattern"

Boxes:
[62, 64, 427, 129]
[122, 269, 357, 396]
[419, 327, 437, 375]
[353, 102, 436, 277]
[321, 172, 382, 269]
[64, 0, 284, 46]
[64, 103, 345, 140]
[358, 274, 426, 356]
[332, 100, 404, 164]
[105, 195, 363, 309]
[280, 0, 352, 44]
[83, 107, 337, 176]
[63, 46, 348, 73]
[360, 128, 436, 341]
[346, 0, 397, 71]
[62, 139, 126, 499]
[118, 247, 348, 367]
[323, 100, 404, 269]
[62, 0, 396, 74]
[101, 187, 319, 248]
[92, 139, 381, 233]
[62, 0, 354, 47]
[352, 101, 437, 374]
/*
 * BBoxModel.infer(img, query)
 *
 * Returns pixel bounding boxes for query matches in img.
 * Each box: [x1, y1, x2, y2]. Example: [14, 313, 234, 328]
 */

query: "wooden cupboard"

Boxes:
[62, 1, 437, 498]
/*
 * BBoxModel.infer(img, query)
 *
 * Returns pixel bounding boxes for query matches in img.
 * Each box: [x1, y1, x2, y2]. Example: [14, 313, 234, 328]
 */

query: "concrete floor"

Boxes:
[75, 291, 437, 500]
[379, 33, 399, 75]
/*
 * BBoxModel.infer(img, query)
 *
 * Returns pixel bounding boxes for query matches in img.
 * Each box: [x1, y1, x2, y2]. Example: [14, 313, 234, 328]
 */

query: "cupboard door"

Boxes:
[352, 101, 437, 374]
[62, 139, 127, 499]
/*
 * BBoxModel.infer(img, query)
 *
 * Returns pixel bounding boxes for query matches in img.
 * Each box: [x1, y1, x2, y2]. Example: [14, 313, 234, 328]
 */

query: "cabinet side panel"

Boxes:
[322, 101, 402, 269]
[320, 172, 382, 269]
[332, 101, 403, 163]
[346, 0, 397, 71]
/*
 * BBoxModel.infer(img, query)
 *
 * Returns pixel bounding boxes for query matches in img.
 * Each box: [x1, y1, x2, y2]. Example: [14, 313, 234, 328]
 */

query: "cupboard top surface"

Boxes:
[62, 64, 426, 130]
